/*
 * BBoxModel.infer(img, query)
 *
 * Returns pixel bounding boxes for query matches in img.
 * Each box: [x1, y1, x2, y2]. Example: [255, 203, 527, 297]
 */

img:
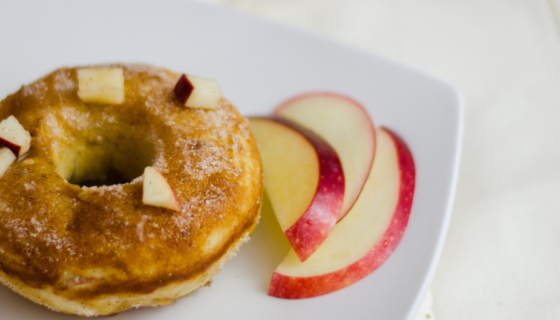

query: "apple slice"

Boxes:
[274, 92, 375, 221]
[249, 117, 344, 262]
[174, 74, 223, 109]
[0, 115, 31, 157]
[268, 128, 415, 299]
[0, 147, 16, 179]
[142, 166, 181, 211]
[77, 67, 125, 104]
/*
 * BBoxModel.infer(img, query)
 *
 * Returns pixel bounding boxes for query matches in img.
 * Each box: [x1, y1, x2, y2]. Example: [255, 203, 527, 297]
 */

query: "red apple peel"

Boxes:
[0, 138, 22, 157]
[174, 74, 194, 105]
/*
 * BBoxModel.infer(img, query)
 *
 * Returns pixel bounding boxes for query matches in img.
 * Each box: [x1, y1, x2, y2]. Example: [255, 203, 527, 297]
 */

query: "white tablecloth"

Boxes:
[195, 0, 560, 319]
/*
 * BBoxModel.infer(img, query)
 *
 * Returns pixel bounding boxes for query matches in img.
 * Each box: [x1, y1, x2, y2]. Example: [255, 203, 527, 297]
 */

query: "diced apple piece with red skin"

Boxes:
[268, 128, 415, 299]
[77, 68, 125, 104]
[142, 167, 181, 212]
[249, 116, 344, 262]
[0, 147, 16, 178]
[0, 115, 31, 157]
[174, 74, 223, 109]
[274, 92, 375, 221]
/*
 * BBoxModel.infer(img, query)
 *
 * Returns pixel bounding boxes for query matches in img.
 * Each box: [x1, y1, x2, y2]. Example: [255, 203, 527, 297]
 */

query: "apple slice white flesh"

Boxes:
[77, 68, 125, 104]
[142, 166, 181, 212]
[0, 147, 16, 178]
[268, 128, 415, 298]
[274, 92, 375, 221]
[249, 117, 344, 262]
[174, 74, 223, 109]
[0, 115, 31, 157]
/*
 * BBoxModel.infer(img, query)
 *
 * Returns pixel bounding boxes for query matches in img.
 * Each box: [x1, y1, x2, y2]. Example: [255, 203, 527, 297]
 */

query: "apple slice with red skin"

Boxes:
[249, 117, 344, 262]
[0, 115, 31, 158]
[274, 92, 375, 221]
[268, 128, 415, 299]
[142, 166, 181, 212]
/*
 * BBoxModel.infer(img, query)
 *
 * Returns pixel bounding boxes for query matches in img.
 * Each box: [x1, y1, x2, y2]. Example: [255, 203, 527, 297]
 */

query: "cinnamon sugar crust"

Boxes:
[0, 65, 263, 316]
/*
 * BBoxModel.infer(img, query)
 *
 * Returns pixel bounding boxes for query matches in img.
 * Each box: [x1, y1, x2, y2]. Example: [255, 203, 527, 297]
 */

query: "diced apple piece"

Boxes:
[0, 147, 16, 178]
[249, 117, 344, 262]
[142, 166, 181, 211]
[174, 74, 223, 109]
[274, 92, 375, 221]
[77, 68, 125, 104]
[268, 128, 415, 299]
[0, 115, 31, 157]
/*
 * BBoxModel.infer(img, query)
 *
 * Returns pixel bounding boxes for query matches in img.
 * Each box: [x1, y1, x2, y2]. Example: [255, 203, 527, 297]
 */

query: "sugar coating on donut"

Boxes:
[0, 64, 263, 316]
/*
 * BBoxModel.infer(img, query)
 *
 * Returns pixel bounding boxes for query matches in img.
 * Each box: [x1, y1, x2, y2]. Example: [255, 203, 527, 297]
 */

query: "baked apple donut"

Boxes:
[0, 64, 262, 316]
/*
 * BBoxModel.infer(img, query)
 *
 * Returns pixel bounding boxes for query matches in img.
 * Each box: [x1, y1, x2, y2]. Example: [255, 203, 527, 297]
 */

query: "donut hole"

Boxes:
[55, 127, 156, 187]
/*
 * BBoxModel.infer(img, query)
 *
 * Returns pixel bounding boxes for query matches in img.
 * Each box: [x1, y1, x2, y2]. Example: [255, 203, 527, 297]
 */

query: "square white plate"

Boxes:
[0, 1, 462, 319]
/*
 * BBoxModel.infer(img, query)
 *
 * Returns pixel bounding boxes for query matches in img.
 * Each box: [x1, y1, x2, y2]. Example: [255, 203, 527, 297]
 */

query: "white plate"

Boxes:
[0, 1, 462, 319]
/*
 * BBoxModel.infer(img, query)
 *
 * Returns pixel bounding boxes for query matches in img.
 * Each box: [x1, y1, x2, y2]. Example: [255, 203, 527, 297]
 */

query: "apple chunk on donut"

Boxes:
[142, 166, 181, 212]
[268, 128, 415, 299]
[249, 117, 344, 262]
[77, 67, 125, 104]
[0, 115, 31, 158]
[0, 115, 31, 178]
[0, 148, 16, 179]
[174, 74, 223, 109]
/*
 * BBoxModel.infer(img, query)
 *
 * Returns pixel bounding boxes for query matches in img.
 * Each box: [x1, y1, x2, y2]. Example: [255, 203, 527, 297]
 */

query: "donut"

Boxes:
[0, 64, 263, 316]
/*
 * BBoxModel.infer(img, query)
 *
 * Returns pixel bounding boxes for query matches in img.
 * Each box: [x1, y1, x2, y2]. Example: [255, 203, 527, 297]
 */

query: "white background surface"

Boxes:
[193, 0, 560, 319]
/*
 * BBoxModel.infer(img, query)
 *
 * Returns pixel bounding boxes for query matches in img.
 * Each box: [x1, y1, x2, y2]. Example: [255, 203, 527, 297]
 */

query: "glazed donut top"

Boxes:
[0, 65, 262, 299]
